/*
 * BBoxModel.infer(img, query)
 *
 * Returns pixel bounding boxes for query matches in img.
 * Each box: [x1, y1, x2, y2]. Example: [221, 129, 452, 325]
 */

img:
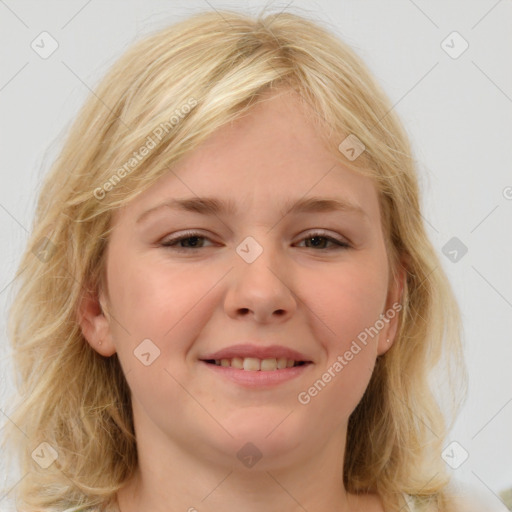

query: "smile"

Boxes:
[200, 359, 313, 388]
[204, 357, 309, 371]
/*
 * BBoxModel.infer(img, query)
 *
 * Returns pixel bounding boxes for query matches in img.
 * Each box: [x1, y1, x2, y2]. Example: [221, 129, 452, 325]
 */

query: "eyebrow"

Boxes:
[136, 195, 368, 224]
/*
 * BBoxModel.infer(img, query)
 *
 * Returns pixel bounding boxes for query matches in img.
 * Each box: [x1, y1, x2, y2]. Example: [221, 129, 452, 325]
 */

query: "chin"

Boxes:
[216, 414, 309, 462]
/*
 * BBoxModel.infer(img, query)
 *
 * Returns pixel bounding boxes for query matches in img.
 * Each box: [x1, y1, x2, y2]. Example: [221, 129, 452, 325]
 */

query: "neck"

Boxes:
[116, 415, 358, 512]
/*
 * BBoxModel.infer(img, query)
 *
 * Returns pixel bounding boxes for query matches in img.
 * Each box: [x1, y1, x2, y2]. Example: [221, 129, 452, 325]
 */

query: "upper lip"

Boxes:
[200, 344, 313, 362]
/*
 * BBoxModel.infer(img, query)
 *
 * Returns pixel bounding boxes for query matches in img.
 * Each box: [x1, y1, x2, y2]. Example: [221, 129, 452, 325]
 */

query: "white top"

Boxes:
[404, 482, 509, 512]
[56, 483, 510, 512]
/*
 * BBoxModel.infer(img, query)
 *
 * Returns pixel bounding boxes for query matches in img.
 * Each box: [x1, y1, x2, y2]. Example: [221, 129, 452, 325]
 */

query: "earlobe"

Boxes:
[77, 286, 116, 357]
[377, 262, 407, 356]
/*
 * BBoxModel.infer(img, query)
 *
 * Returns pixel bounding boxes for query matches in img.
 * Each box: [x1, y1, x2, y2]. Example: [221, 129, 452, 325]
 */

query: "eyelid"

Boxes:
[159, 229, 351, 251]
[296, 229, 351, 248]
[159, 229, 215, 247]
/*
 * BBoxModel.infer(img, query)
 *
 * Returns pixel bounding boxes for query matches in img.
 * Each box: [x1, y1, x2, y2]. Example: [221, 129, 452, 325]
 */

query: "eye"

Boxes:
[160, 231, 214, 251]
[159, 229, 350, 252]
[295, 230, 351, 251]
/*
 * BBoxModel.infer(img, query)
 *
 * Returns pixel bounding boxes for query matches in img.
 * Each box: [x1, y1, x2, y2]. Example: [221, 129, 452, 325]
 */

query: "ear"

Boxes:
[377, 260, 407, 356]
[77, 284, 116, 357]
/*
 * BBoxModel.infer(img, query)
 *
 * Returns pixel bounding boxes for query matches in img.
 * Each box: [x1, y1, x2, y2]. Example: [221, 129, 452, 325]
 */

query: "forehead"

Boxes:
[115, 89, 381, 225]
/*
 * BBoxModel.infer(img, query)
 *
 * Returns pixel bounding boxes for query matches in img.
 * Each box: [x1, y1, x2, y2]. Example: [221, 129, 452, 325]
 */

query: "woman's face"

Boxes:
[83, 89, 402, 470]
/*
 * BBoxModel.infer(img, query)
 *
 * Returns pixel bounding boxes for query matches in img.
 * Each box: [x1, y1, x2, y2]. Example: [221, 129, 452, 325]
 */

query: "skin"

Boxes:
[79, 88, 404, 512]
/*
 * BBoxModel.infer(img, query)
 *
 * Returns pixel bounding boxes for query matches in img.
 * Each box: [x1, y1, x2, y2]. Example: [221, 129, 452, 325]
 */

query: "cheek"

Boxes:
[104, 257, 216, 421]
[305, 257, 388, 350]
[106, 252, 221, 357]
[298, 259, 387, 410]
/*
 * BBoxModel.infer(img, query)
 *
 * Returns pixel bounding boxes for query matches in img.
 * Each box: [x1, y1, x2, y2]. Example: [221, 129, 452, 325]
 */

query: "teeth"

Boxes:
[210, 357, 304, 370]
[261, 358, 277, 371]
[231, 357, 244, 369]
[243, 357, 260, 371]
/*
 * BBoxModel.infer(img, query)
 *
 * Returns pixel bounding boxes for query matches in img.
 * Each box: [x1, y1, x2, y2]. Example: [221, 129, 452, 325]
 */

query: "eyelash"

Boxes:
[160, 230, 351, 252]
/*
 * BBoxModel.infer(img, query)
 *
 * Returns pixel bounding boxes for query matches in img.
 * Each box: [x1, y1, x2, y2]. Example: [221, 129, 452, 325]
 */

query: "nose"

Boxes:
[223, 239, 297, 324]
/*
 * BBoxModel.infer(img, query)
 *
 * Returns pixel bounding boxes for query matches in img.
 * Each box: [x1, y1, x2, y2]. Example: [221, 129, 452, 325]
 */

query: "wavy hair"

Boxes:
[2, 8, 467, 512]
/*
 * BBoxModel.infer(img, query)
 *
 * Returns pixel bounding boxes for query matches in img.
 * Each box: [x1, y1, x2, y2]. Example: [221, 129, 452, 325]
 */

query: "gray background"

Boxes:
[1, 0, 511, 509]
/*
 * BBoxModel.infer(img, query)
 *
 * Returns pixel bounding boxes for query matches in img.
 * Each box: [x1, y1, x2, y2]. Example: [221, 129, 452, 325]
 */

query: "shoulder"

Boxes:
[61, 508, 104, 512]
[62, 509, 99, 512]
[405, 479, 509, 512]
[443, 481, 509, 512]
[60, 500, 119, 512]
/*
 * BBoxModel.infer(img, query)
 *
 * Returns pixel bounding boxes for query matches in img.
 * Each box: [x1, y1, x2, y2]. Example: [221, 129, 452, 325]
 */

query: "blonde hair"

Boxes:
[2, 8, 467, 512]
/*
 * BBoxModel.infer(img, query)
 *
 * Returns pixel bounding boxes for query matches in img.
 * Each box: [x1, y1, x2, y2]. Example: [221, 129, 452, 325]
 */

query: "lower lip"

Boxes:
[200, 361, 313, 387]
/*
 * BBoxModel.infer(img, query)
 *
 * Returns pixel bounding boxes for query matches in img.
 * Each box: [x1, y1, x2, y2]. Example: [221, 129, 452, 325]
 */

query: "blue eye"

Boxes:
[160, 231, 213, 250]
[296, 231, 351, 250]
[160, 230, 350, 252]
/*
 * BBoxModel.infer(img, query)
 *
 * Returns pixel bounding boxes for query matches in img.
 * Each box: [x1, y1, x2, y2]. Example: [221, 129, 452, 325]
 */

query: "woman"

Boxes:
[3, 8, 480, 512]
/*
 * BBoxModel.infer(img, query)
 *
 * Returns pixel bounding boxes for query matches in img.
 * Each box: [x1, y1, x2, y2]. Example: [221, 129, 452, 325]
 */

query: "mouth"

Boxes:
[201, 357, 311, 371]
[198, 344, 314, 386]
[199, 356, 313, 388]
